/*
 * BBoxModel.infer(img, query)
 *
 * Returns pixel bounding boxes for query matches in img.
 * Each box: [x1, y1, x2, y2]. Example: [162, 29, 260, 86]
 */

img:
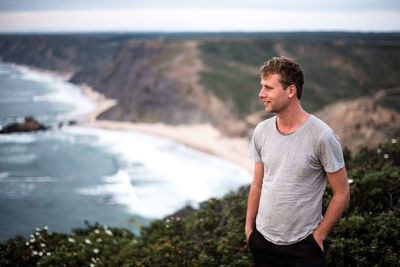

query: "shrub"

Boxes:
[327, 212, 400, 266]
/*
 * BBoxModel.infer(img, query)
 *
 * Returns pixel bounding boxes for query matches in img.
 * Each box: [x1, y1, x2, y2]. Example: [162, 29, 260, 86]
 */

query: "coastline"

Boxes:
[83, 90, 253, 172]
[20, 63, 253, 173]
[87, 120, 253, 172]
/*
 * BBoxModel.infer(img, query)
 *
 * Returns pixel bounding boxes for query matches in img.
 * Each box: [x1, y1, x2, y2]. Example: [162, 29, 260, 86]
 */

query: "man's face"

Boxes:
[259, 73, 290, 114]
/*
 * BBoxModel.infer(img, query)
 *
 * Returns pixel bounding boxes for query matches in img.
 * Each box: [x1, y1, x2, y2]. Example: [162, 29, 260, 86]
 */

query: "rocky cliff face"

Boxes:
[0, 35, 245, 136]
[73, 39, 209, 124]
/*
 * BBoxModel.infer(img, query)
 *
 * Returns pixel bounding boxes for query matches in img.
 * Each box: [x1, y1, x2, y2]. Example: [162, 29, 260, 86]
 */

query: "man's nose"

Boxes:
[259, 88, 267, 99]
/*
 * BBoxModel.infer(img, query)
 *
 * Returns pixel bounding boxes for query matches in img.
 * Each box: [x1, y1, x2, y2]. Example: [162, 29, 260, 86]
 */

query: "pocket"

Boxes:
[248, 229, 255, 249]
[248, 229, 254, 242]
[309, 234, 325, 254]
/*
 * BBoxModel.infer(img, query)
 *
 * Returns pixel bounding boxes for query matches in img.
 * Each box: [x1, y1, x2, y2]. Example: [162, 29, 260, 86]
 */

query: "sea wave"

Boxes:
[0, 172, 10, 179]
[0, 183, 36, 199]
[8, 63, 96, 122]
[68, 126, 251, 218]
[0, 175, 55, 183]
[78, 169, 138, 206]
[0, 97, 34, 104]
[0, 133, 37, 143]
[0, 130, 41, 143]
[0, 63, 12, 75]
[0, 153, 38, 164]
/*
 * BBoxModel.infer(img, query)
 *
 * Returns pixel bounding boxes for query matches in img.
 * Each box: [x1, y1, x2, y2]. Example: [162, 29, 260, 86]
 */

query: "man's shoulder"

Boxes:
[254, 116, 276, 135]
[307, 115, 341, 147]
[307, 115, 335, 135]
[257, 115, 276, 128]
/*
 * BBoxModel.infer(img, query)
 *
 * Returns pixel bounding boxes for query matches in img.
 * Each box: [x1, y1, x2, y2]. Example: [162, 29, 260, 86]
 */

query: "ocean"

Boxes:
[0, 62, 251, 242]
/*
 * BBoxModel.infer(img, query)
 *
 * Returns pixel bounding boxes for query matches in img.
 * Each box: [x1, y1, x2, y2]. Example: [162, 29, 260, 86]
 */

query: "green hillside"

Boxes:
[198, 33, 400, 116]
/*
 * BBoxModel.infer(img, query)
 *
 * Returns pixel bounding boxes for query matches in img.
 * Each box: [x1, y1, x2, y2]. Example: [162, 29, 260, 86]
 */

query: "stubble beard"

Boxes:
[265, 100, 289, 114]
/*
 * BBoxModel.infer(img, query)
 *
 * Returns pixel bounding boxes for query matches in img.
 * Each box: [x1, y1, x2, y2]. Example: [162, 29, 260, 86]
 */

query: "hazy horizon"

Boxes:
[0, 0, 399, 33]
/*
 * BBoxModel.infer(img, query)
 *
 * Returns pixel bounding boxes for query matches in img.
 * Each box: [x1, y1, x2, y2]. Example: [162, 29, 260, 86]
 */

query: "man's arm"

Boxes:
[245, 162, 264, 240]
[313, 167, 350, 251]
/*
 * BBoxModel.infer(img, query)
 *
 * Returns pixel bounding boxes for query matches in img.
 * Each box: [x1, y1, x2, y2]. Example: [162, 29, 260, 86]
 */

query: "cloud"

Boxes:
[0, 8, 399, 32]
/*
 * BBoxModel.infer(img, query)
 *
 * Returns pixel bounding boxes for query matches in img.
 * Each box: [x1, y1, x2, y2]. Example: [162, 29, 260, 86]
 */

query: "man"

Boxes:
[245, 56, 350, 266]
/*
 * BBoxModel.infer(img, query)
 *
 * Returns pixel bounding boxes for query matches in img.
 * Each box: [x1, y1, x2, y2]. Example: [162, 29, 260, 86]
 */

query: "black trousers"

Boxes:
[248, 227, 327, 267]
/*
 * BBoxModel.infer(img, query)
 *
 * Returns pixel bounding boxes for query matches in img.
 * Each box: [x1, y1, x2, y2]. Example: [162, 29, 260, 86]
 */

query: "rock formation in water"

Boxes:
[0, 116, 48, 134]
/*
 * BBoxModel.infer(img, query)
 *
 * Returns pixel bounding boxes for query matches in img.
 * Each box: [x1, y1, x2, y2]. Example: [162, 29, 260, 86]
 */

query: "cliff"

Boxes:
[0, 34, 244, 135]
[1, 32, 400, 148]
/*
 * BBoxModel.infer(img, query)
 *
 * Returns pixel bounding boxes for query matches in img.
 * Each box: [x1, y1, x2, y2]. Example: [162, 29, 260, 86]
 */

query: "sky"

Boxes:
[0, 0, 399, 33]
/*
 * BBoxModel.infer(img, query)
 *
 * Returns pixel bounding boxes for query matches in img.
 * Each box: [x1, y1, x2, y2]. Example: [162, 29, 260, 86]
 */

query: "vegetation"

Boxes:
[1, 138, 399, 266]
[198, 33, 400, 116]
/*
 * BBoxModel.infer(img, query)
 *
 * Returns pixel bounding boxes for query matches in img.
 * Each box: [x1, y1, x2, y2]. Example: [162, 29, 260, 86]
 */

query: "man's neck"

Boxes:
[276, 102, 309, 134]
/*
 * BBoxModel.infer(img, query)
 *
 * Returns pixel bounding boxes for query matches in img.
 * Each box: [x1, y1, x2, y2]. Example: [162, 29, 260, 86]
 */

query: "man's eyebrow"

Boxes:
[261, 83, 273, 88]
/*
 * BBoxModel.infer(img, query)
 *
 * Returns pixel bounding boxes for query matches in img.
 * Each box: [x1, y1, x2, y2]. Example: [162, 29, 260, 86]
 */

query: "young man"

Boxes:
[246, 57, 350, 266]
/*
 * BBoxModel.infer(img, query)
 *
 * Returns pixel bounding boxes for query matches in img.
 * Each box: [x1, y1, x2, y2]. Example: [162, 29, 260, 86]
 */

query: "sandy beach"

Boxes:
[83, 89, 253, 172]
[87, 119, 253, 173]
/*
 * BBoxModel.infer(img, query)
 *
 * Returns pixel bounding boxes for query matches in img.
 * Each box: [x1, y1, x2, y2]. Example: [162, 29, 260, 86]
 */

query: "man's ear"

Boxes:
[287, 84, 297, 98]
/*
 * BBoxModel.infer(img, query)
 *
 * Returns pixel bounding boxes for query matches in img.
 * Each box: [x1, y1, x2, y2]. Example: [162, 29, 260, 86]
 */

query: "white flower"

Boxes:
[68, 237, 76, 243]
[166, 219, 170, 223]
[30, 234, 34, 239]
[93, 248, 100, 254]
[94, 229, 100, 234]
[96, 238, 102, 243]
[46, 252, 51, 256]
[39, 252, 43, 257]
[384, 154, 389, 159]
[348, 179, 353, 184]
[92, 257, 97, 262]
[392, 139, 397, 144]
[90, 264, 95, 267]
[25, 241, 30, 246]
[36, 227, 40, 232]
[33, 251, 38, 255]
[176, 217, 181, 221]
[103, 225, 108, 230]
[377, 148, 382, 154]
[41, 243, 46, 247]
[30, 238, 35, 243]
[165, 224, 170, 229]
[43, 226, 48, 231]
[105, 229, 113, 236]
[35, 232, 40, 236]
[133, 239, 138, 244]
[85, 239, 92, 244]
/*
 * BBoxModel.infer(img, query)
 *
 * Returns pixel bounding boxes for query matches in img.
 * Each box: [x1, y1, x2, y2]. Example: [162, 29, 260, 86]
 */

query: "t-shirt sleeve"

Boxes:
[318, 129, 345, 173]
[248, 126, 262, 162]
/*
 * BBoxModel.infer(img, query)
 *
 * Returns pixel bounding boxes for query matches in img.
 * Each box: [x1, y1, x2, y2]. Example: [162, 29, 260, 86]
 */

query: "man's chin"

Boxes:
[265, 107, 275, 114]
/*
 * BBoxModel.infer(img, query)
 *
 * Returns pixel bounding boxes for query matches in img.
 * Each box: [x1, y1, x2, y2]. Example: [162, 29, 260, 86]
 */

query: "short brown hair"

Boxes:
[260, 56, 304, 99]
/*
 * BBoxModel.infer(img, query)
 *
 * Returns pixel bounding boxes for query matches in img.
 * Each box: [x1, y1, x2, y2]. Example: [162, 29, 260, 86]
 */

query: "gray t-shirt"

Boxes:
[249, 115, 344, 245]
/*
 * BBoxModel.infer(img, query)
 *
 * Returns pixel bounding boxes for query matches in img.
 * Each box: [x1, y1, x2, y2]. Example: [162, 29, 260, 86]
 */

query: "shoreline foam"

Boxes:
[20, 63, 253, 173]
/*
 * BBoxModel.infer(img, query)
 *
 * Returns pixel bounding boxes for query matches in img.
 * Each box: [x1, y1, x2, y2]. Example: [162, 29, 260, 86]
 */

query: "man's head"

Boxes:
[259, 56, 304, 100]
